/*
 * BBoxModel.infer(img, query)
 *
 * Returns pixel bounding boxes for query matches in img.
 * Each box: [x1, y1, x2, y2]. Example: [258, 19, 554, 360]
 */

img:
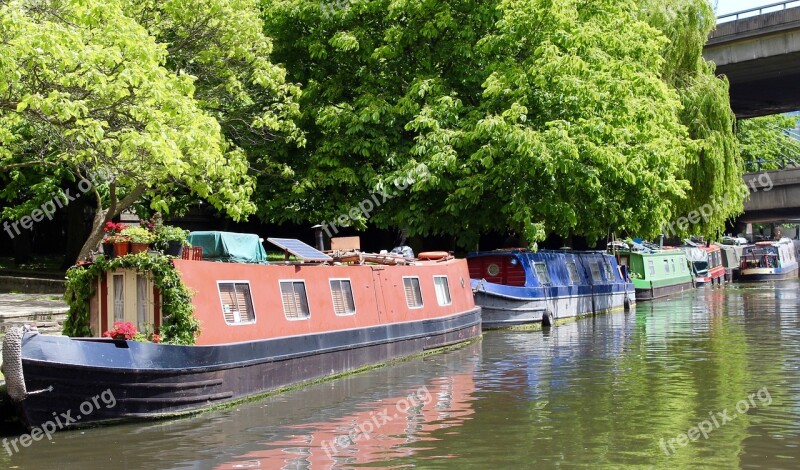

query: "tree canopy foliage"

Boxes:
[0, 0, 299, 259]
[261, 0, 742, 247]
[1, 0, 745, 258]
[736, 114, 800, 171]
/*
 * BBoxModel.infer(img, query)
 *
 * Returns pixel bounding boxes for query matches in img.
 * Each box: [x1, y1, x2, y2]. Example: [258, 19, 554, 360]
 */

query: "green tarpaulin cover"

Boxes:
[187, 231, 268, 264]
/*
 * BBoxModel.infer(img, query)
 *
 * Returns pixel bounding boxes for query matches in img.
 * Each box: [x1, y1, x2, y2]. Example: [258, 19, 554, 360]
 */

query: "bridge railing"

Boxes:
[718, 0, 800, 23]
[745, 158, 800, 172]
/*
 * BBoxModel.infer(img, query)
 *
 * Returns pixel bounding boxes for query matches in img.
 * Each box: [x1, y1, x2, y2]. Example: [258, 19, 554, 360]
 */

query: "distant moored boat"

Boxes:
[609, 242, 693, 301]
[467, 249, 635, 328]
[739, 238, 799, 281]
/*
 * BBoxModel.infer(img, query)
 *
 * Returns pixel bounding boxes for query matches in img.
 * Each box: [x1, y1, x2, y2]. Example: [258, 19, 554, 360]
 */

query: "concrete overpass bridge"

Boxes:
[738, 166, 800, 223]
[704, 1, 800, 118]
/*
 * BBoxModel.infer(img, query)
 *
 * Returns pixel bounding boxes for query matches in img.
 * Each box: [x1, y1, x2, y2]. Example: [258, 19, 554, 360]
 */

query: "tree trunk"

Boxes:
[75, 184, 147, 262]
[75, 212, 107, 263]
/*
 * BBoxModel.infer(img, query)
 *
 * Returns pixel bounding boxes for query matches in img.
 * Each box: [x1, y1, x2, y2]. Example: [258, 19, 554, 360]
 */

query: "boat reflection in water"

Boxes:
[214, 343, 480, 469]
[239, 374, 476, 468]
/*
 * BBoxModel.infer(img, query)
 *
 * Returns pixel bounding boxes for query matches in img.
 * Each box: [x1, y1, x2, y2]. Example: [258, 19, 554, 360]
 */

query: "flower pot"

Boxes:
[166, 240, 184, 257]
[102, 243, 115, 259]
[130, 242, 149, 254]
[113, 241, 131, 257]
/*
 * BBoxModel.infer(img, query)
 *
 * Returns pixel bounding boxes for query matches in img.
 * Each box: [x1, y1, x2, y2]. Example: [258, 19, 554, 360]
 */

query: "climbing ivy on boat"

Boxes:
[63, 253, 199, 345]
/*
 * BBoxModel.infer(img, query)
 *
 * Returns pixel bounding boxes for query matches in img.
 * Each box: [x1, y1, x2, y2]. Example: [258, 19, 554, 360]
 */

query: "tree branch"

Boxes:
[0, 161, 61, 172]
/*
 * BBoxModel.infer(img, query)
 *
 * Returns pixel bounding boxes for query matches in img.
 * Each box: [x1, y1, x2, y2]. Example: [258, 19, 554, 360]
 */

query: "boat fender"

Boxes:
[417, 251, 449, 260]
[2, 326, 31, 402]
[623, 296, 631, 311]
[542, 311, 554, 328]
[1, 326, 51, 403]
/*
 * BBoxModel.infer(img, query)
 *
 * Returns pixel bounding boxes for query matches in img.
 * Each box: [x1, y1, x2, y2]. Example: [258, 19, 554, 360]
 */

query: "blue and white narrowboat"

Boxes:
[739, 238, 799, 281]
[467, 250, 635, 328]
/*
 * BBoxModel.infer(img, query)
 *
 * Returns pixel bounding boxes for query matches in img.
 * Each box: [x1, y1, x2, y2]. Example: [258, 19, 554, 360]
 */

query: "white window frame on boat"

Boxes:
[433, 275, 452, 306]
[589, 262, 602, 282]
[403, 276, 424, 309]
[279, 280, 311, 321]
[603, 260, 615, 281]
[216, 280, 257, 325]
[533, 262, 551, 284]
[329, 278, 356, 316]
[648, 260, 656, 276]
[566, 261, 581, 284]
[663, 259, 670, 273]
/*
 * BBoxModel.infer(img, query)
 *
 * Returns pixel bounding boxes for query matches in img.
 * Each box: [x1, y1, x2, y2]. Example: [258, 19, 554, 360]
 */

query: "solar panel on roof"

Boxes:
[267, 238, 333, 262]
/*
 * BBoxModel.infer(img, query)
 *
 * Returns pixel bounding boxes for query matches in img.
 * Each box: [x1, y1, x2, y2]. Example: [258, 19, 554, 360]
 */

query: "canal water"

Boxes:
[4, 280, 800, 469]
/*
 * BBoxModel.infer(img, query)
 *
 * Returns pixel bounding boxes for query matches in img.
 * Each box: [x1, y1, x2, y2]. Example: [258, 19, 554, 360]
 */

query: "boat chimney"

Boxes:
[312, 224, 325, 251]
[659, 233, 664, 249]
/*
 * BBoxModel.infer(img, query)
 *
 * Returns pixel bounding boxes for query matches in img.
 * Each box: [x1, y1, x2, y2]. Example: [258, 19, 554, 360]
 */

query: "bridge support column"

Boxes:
[735, 222, 753, 242]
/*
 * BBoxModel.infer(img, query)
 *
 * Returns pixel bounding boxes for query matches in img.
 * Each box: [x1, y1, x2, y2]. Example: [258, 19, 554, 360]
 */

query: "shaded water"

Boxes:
[5, 280, 800, 469]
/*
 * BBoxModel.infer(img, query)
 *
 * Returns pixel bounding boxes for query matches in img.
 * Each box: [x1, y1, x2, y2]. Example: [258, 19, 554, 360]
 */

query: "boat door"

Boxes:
[370, 266, 388, 321]
[100, 268, 159, 335]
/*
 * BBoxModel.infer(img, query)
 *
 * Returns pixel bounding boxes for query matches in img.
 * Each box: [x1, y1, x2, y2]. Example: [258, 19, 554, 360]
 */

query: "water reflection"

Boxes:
[7, 280, 800, 469]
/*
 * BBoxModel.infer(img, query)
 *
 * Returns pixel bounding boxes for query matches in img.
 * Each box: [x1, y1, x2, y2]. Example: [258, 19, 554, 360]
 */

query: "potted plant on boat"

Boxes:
[107, 234, 131, 257]
[157, 225, 189, 256]
[121, 226, 156, 254]
[101, 222, 127, 259]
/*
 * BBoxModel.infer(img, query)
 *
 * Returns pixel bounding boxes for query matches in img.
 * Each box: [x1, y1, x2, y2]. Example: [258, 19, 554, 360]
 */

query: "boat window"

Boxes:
[403, 277, 424, 309]
[663, 259, 670, 273]
[670, 259, 676, 273]
[566, 261, 580, 284]
[433, 276, 452, 306]
[648, 260, 655, 276]
[534, 263, 551, 284]
[604, 261, 615, 281]
[589, 262, 602, 282]
[219, 282, 257, 324]
[113, 274, 124, 322]
[681, 260, 686, 272]
[280, 281, 310, 320]
[330, 279, 356, 316]
[137, 275, 148, 331]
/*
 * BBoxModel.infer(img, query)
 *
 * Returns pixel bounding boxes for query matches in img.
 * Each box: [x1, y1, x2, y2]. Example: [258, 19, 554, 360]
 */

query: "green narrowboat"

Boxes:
[609, 244, 694, 301]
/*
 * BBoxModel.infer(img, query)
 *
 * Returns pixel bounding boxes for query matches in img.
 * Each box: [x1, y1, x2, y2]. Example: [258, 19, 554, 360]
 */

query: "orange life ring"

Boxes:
[417, 251, 450, 260]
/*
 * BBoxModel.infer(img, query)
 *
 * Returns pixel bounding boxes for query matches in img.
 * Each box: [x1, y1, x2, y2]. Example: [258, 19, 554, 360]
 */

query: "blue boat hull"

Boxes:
[473, 285, 633, 328]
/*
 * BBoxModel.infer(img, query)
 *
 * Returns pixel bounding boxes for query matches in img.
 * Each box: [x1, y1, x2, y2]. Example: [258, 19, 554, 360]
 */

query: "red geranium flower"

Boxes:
[102, 321, 137, 340]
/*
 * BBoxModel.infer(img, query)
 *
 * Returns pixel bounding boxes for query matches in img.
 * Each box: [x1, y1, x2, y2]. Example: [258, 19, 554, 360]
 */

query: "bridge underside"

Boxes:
[716, 52, 800, 118]
[737, 168, 800, 223]
[705, 7, 800, 118]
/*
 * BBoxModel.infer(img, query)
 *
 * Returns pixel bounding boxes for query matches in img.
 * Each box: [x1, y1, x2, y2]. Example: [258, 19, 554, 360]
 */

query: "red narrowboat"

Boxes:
[2, 233, 481, 429]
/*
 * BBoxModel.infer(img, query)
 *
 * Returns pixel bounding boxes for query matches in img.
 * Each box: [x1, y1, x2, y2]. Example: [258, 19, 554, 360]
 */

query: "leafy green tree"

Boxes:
[639, 0, 745, 239]
[261, 0, 736, 247]
[1, 0, 298, 261]
[736, 114, 800, 171]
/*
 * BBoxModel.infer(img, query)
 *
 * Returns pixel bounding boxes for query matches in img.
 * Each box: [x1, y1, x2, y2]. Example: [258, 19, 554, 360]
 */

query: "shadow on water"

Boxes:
[5, 280, 800, 469]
